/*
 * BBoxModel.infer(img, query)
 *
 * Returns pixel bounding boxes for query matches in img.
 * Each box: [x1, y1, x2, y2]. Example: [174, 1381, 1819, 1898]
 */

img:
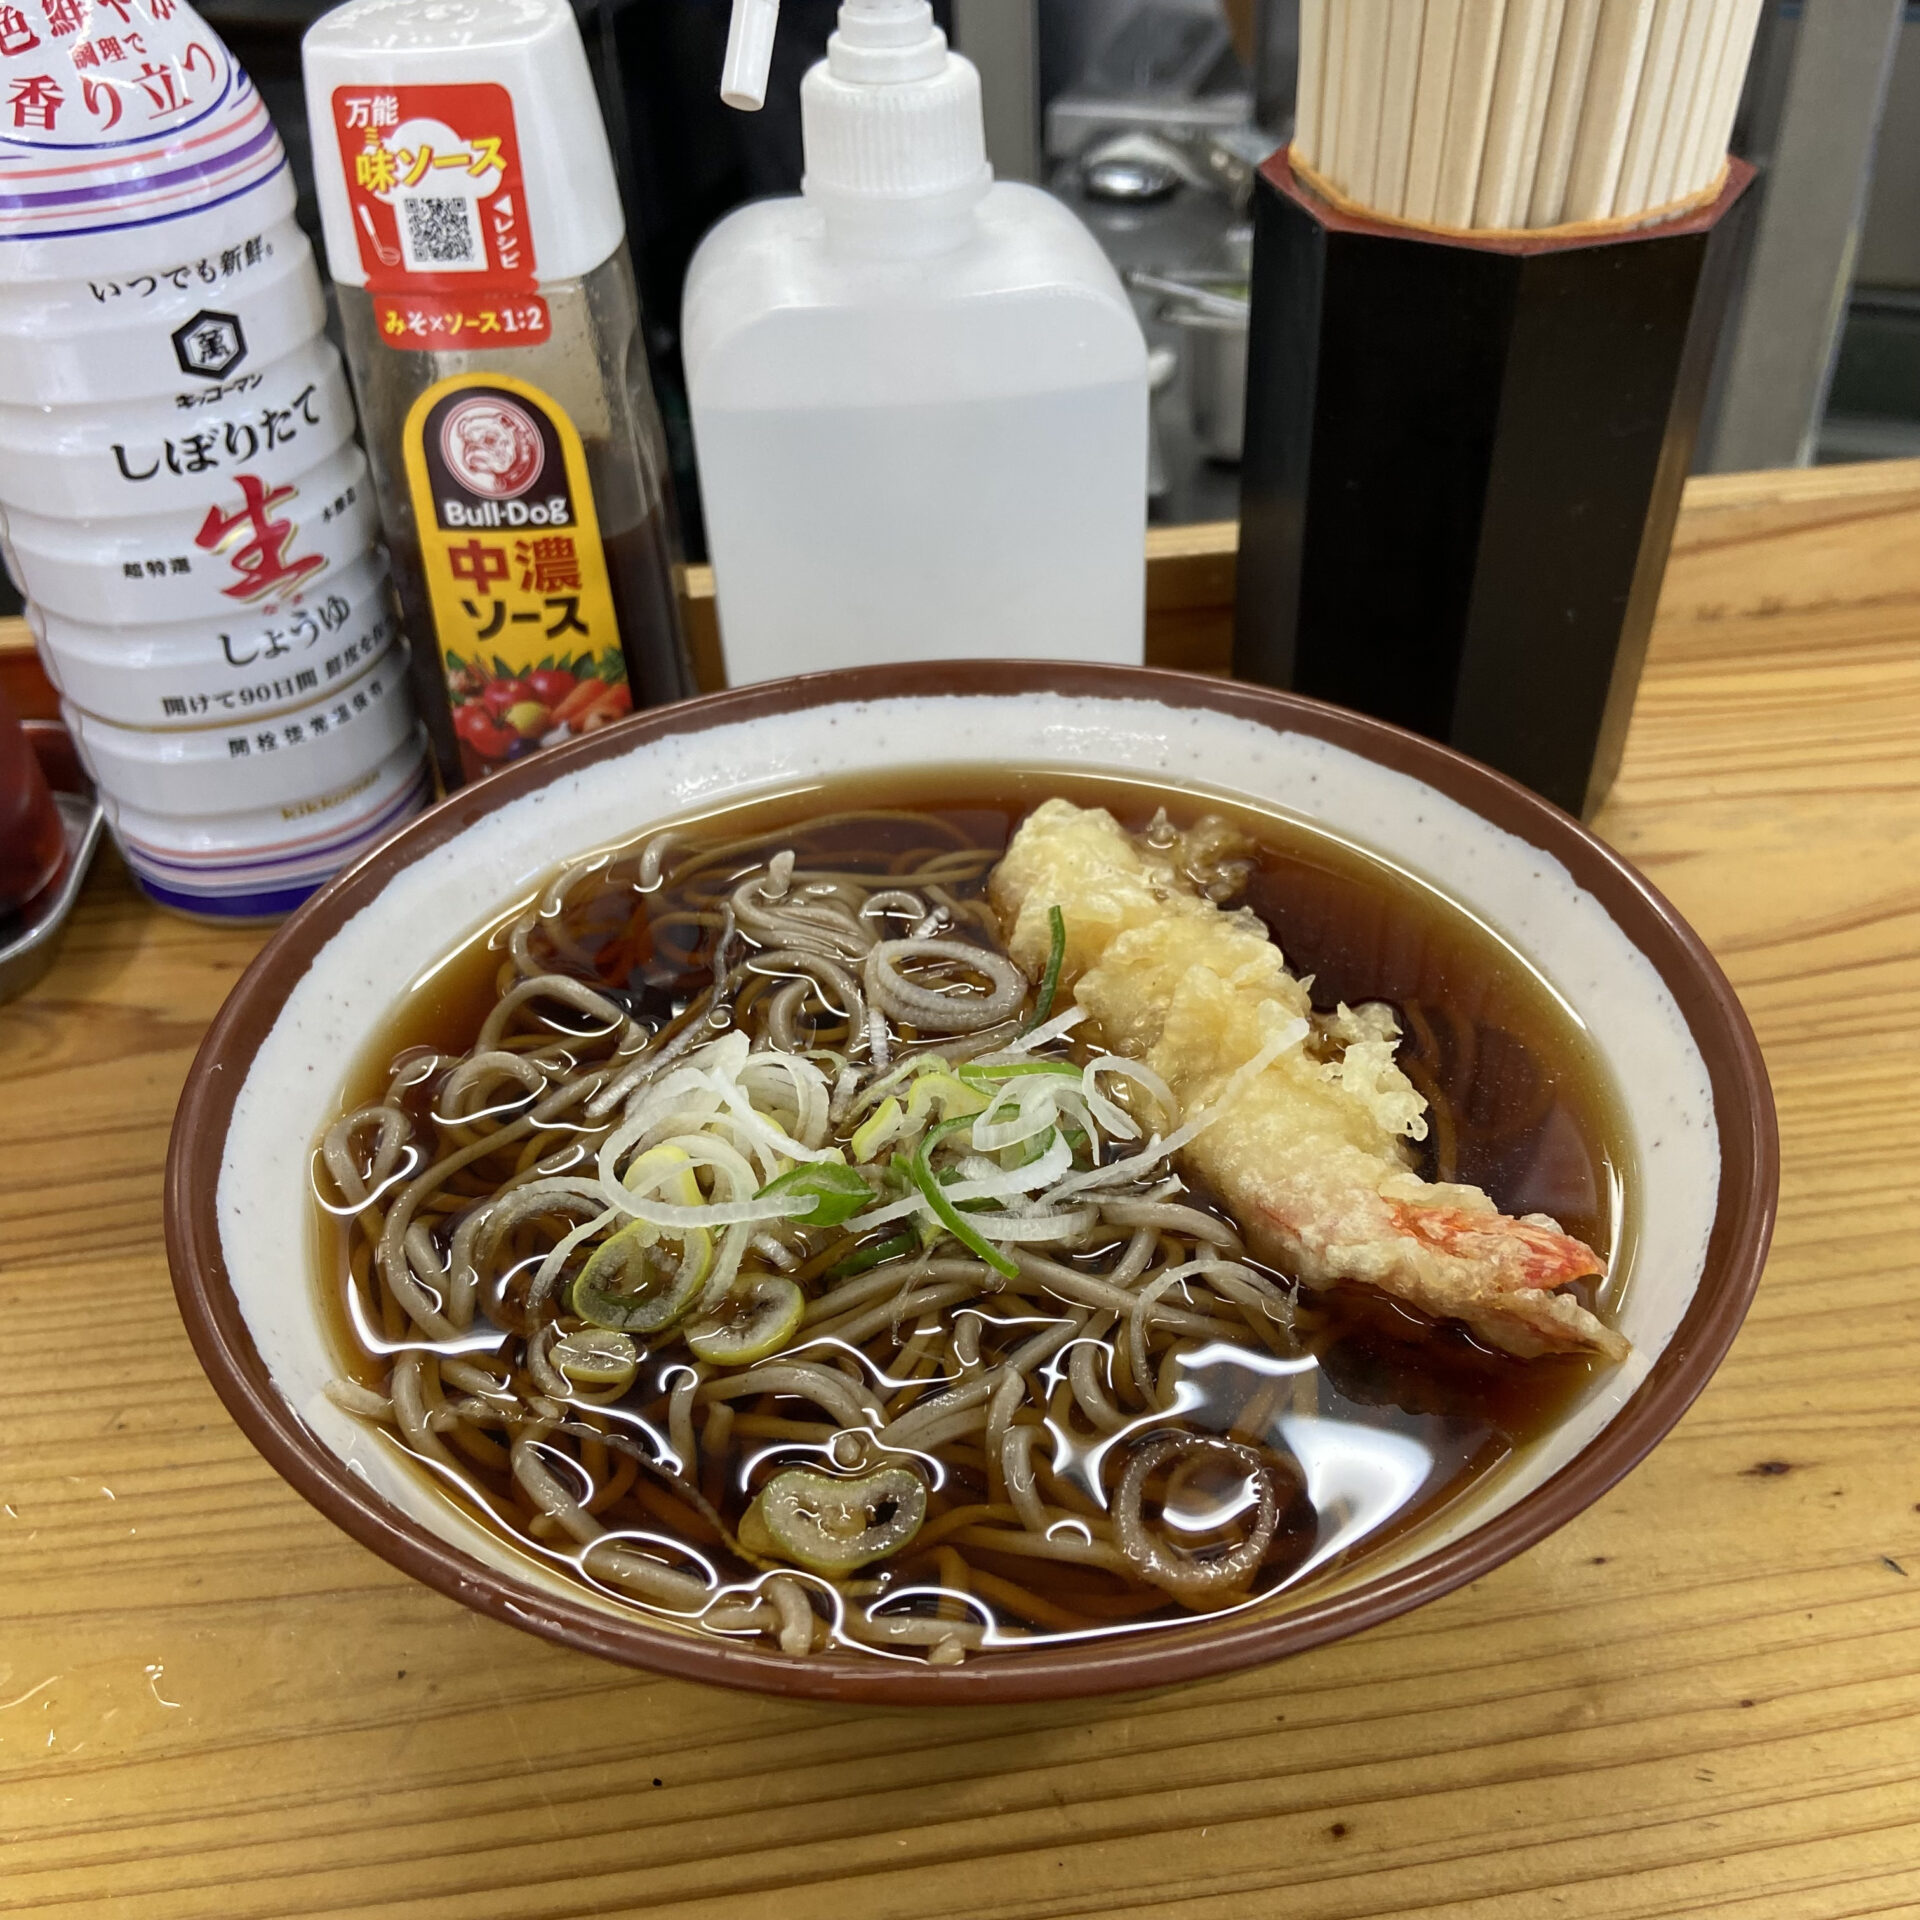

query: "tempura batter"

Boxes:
[991, 799, 1627, 1362]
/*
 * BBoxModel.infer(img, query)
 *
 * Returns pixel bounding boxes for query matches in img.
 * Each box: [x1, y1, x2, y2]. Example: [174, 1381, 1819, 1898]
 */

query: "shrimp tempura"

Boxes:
[990, 799, 1627, 1363]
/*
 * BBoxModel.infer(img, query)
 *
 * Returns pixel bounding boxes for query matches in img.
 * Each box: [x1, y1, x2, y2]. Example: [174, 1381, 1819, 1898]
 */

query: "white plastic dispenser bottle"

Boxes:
[683, 0, 1150, 685]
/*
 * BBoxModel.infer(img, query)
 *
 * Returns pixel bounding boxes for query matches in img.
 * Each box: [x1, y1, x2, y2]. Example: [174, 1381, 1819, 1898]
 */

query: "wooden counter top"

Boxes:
[5, 461, 1920, 1918]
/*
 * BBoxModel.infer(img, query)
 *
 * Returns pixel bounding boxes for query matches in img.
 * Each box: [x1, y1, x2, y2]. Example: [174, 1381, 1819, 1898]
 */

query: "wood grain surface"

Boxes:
[4, 464, 1920, 1918]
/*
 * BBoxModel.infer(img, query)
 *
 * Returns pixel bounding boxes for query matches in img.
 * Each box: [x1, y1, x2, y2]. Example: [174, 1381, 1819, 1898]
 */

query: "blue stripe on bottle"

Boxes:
[130, 871, 331, 918]
[119, 761, 431, 915]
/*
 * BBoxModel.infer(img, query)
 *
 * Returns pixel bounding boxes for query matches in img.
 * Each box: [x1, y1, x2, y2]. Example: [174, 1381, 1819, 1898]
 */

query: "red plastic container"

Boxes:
[0, 682, 67, 921]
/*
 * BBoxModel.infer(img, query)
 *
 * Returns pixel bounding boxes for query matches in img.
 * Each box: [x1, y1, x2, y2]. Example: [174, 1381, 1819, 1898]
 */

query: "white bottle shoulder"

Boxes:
[682, 182, 1145, 407]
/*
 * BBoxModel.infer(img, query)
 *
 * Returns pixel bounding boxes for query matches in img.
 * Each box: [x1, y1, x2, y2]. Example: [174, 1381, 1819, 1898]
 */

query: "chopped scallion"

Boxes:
[910, 1116, 1019, 1279]
[757, 1161, 872, 1227]
[1021, 905, 1067, 1035]
[827, 1230, 919, 1279]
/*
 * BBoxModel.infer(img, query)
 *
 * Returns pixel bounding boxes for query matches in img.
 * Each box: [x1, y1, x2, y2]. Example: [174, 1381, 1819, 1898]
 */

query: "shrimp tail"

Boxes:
[1379, 1202, 1623, 1360]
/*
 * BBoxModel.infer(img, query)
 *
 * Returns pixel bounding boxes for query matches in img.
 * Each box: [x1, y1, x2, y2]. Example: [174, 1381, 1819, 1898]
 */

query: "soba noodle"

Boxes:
[314, 797, 1613, 1664]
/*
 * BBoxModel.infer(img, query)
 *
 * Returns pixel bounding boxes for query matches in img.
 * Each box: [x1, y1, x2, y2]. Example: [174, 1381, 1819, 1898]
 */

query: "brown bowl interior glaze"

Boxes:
[166, 661, 1777, 1705]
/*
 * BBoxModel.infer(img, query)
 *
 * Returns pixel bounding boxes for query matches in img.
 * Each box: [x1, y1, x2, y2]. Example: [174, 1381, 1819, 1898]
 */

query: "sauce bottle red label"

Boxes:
[330, 82, 552, 347]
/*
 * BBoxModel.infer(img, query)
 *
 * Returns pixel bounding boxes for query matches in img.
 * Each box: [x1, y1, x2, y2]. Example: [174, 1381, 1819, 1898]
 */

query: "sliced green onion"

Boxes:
[1019, 904, 1067, 1035]
[910, 1117, 1019, 1279]
[684, 1274, 806, 1365]
[550, 1326, 639, 1392]
[573, 1221, 709, 1333]
[1000, 1127, 1057, 1171]
[757, 1161, 872, 1227]
[739, 1465, 927, 1575]
[827, 1230, 919, 1279]
[848, 1095, 903, 1162]
[904, 1069, 988, 1129]
[957, 1059, 1081, 1087]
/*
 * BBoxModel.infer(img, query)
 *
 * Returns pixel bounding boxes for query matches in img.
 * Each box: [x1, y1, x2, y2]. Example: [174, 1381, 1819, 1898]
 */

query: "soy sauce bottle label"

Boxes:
[402, 372, 629, 780]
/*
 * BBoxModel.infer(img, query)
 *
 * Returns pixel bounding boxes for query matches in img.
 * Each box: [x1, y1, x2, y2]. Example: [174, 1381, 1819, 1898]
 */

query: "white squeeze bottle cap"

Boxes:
[723, 0, 990, 239]
[303, 0, 625, 288]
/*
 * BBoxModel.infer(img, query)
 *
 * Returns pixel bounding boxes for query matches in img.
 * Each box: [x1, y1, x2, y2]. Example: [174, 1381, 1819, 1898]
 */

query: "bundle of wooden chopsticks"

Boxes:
[1293, 0, 1764, 232]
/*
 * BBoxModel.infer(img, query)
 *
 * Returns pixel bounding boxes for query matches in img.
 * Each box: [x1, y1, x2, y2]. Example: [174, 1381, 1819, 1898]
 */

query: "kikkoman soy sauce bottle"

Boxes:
[303, 0, 694, 788]
[1, 0, 429, 919]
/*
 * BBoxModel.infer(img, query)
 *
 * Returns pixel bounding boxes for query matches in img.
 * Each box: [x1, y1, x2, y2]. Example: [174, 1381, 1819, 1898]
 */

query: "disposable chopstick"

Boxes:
[1338, 0, 1394, 208]
[1513, 0, 1571, 219]
[1373, 0, 1431, 218]
[1647, 0, 1721, 207]
[1614, 0, 1692, 216]
[1687, 0, 1763, 195]
[1529, 0, 1603, 224]
[1320, 0, 1352, 191]
[1667, 0, 1737, 203]
[1295, 0, 1329, 169]
[1562, 0, 1657, 221]
[1403, 0, 1467, 222]
[1475, 0, 1565, 228]
[1433, 0, 1510, 228]
[1293, 0, 1754, 231]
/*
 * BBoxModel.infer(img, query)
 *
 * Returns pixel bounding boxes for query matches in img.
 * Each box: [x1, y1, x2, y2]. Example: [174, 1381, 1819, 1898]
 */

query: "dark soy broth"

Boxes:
[316, 767, 1632, 1658]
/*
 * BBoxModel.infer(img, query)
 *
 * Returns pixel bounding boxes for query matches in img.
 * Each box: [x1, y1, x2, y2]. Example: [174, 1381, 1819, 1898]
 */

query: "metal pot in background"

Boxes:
[1171, 306, 1249, 461]
[1129, 268, 1250, 464]
[1065, 99, 1269, 517]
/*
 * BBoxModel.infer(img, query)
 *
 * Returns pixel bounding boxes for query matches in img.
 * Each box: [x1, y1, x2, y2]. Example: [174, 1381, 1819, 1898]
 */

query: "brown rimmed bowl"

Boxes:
[166, 661, 1776, 1704]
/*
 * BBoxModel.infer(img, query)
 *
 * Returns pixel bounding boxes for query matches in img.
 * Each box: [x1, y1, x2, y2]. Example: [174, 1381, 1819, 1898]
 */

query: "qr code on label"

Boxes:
[399, 194, 483, 272]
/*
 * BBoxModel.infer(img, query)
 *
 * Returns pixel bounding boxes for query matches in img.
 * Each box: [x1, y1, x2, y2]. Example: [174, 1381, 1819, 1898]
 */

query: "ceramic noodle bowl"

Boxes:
[166, 663, 1775, 1703]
